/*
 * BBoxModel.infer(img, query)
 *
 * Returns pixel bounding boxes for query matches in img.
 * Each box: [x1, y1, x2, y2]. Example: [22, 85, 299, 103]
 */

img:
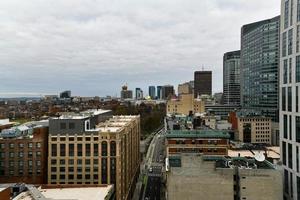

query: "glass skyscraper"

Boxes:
[149, 86, 156, 99]
[241, 16, 280, 122]
[280, 0, 300, 199]
[223, 50, 241, 105]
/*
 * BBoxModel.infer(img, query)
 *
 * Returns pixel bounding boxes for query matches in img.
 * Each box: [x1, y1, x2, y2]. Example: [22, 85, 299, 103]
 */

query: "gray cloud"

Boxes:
[0, 0, 280, 97]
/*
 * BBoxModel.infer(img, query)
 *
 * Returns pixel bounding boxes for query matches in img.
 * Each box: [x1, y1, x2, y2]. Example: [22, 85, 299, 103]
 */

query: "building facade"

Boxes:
[47, 111, 140, 200]
[161, 85, 174, 100]
[237, 116, 272, 144]
[166, 94, 205, 115]
[241, 16, 280, 122]
[223, 50, 241, 105]
[178, 82, 193, 95]
[0, 122, 49, 184]
[194, 71, 212, 98]
[148, 86, 156, 99]
[120, 85, 133, 100]
[135, 88, 143, 100]
[280, 0, 300, 199]
[157, 86, 162, 100]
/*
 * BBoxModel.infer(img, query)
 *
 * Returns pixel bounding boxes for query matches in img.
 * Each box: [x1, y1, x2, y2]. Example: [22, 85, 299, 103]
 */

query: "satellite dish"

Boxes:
[254, 151, 265, 162]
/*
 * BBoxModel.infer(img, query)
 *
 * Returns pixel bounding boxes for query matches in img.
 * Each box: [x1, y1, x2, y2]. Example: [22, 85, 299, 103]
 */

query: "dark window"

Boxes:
[101, 158, 107, 184]
[283, 87, 287, 111]
[289, 58, 292, 83]
[85, 159, 90, 165]
[284, 59, 288, 84]
[288, 143, 293, 169]
[284, 169, 289, 194]
[60, 123, 66, 129]
[283, 32, 287, 57]
[51, 144, 57, 157]
[297, 176, 300, 200]
[85, 144, 91, 156]
[297, 86, 299, 112]
[101, 141, 107, 156]
[284, 115, 288, 139]
[290, 115, 292, 140]
[69, 144, 74, 157]
[297, 147, 300, 173]
[296, 117, 300, 142]
[94, 144, 98, 156]
[297, 56, 300, 82]
[110, 158, 116, 184]
[284, 1, 289, 29]
[69, 123, 75, 129]
[51, 159, 57, 165]
[283, 141, 287, 165]
[110, 141, 116, 156]
[77, 144, 82, 157]
[60, 144, 66, 157]
[288, 87, 292, 112]
[288, 28, 293, 55]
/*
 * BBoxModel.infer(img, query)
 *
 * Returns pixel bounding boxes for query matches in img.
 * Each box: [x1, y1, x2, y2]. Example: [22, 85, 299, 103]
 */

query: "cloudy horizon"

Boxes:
[0, 0, 280, 97]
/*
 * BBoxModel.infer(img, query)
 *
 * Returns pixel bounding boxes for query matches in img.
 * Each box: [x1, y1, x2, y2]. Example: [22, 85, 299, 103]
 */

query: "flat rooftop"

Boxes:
[166, 130, 230, 139]
[55, 109, 112, 120]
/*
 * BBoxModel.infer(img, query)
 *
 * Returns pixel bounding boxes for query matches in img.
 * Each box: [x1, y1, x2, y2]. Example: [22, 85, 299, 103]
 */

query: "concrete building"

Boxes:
[135, 88, 143, 100]
[166, 94, 205, 115]
[205, 104, 240, 119]
[166, 130, 230, 157]
[237, 116, 272, 144]
[223, 50, 241, 105]
[157, 86, 162, 100]
[194, 71, 212, 98]
[0, 122, 49, 184]
[241, 16, 280, 122]
[178, 82, 193, 95]
[166, 154, 282, 200]
[120, 85, 133, 100]
[59, 90, 71, 99]
[280, 0, 300, 199]
[148, 86, 156, 99]
[47, 110, 140, 200]
[161, 85, 174, 100]
[0, 119, 15, 132]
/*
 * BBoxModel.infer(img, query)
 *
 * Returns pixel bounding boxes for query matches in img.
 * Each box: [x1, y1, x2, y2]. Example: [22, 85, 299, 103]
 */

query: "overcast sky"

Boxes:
[0, 0, 280, 97]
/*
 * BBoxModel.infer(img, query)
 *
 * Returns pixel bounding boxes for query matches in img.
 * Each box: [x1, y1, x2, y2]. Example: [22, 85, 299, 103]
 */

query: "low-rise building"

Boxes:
[237, 116, 272, 144]
[0, 121, 49, 184]
[166, 130, 230, 157]
[166, 154, 282, 200]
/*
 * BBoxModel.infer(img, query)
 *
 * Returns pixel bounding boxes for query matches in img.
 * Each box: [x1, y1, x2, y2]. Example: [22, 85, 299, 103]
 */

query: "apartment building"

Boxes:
[0, 121, 49, 184]
[166, 94, 205, 115]
[47, 110, 140, 200]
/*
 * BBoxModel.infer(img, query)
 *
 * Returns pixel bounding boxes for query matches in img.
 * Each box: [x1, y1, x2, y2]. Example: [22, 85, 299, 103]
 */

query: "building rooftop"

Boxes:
[0, 119, 15, 126]
[166, 130, 230, 139]
[55, 109, 112, 120]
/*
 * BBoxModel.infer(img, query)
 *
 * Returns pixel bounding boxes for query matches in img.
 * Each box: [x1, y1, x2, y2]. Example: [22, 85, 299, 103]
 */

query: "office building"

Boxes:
[120, 85, 133, 100]
[0, 119, 15, 132]
[148, 86, 156, 99]
[223, 50, 241, 105]
[166, 130, 230, 157]
[166, 154, 282, 200]
[135, 88, 143, 100]
[161, 85, 174, 100]
[241, 16, 280, 122]
[194, 71, 212, 98]
[280, 0, 300, 199]
[157, 86, 162, 100]
[0, 121, 49, 184]
[178, 82, 193, 95]
[47, 110, 140, 200]
[60, 90, 71, 99]
[237, 115, 272, 144]
[166, 94, 205, 115]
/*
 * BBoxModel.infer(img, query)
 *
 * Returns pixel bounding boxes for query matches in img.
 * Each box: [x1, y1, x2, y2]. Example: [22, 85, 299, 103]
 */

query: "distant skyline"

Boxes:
[0, 0, 280, 97]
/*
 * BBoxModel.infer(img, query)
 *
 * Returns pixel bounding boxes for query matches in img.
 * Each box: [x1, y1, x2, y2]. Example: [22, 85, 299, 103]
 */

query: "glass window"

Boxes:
[85, 144, 91, 157]
[298, 0, 300, 21]
[284, 59, 288, 84]
[9, 143, 14, 148]
[285, 0, 289, 29]
[297, 56, 300, 82]
[289, 58, 292, 83]
[101, 141, 107, 156]
[28, 143, 33, 148]
[60, 144, 66, 157]
[69, 123, 75, 129]
[36, 151, 41, 157]
[284, 115, 288, 139]
[110, 141, 116, 156]
[283, 87, 287, 111]
[19, 143, 24, 148]
[69, 144, 74, 157]
[297, 86, 299, 112]
[51, 144, 57, 157]
[296, 116, 300, 142]
[290, 115, 292, 140]
[69, 159, 74, 165]
[288, 29, 293, 55]
[288, 87, 292, 112]
[36, 143, 41, 148]
[60, 123, 66, 129]
[297, 176, 300, 199]
[283, 32, 287, 57]
[9, 152, 14, 158]
[283, 141, 287, 166]
[288, 143, 293, 169]
[94, 144, 98, 156]
[77, 144, 82, 157]
[297, 25, 300, 52]
[0, 143, 4, 149]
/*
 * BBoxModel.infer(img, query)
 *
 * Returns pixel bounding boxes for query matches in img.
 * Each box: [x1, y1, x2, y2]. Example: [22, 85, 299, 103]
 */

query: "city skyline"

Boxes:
[0, 0, 280, 97]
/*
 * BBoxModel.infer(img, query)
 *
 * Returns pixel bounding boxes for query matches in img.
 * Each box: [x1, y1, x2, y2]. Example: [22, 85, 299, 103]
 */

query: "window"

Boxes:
[283, 87, 287, 111]
[297, 56, 300, 82]
[289, 58, 292, 83]
[284, 0, 289, 29]
[51, 159, 57, 165]
[288, 143, 293, 169]
[19, 152, 23, 158]
[297, 25, 300, 52]
[19, 161, 23, 167]
[101, 158, 107, 184]
[28, 160, 33, 167]
[0, 143, 4, 149]
[36, 151, 41, 157]
[60, 123, 66, 129]
[284, 169, 289, 193]
[298, 0, 300, 21]
[296, 116, 300, 142]
[28, 151, 33, 157]
[36, 143, 41, 148]
[51, 144, 57, 157]
[9, 143, 14, 148]
[288, 87, 292, 112]
[284, 59, 288, 84]
[9, 161, 14, 167]
[60, 144, 66, 157]
[28, 143, 33, 148]
[297, 86, 299, 112]
[297, 176, 300, 200]
[69, 144, 74, 157]
[0, 152, 5, 158]
[69, 123, 75, 129]
[77, 159, 82, 165]
[284, 115, 288, 139]
[69, 159, 74, 165]
[51, 175, 56, 180]
[9, 152, 14, 158]
[36, 160, 41, 166]
[94, 144, 98, 156]
[59, 159, 65, 165]
[297, 147, 299, 173]
[290, 115, 293, 140]
[283, 141, 287, 165]
[101, 141, 107, 156]
[85, 159, 90, 165]
[77, 144, 82, 156]
[94, 159, 98, 165]
[283, 32, 287, 57]
[19, 143, 24, 148]
[110, 141, 116, 156]
[288, 29, 293, 55]
[85, 144, 91, 156]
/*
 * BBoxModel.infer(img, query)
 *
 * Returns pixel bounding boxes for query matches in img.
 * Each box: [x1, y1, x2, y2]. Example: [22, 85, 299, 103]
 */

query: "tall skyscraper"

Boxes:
[280, 1, 300, 199]
[223, 50, 241, 105]
[194, 71, 212, 98]
[135, 88, 143, 100]
[157, 86, 162, 100]
[241, 16, 280, 122]
[148, 86, 156, 99]
[161, 85, 174, 100]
